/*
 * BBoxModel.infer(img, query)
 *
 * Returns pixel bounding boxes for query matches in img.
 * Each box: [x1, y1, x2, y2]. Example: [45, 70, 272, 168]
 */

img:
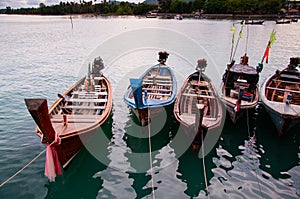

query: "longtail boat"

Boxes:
[242, 20, 264, 25]
[261, 57, 300, 136]
[174, 59, 223, 152]
[124, 51, 177, 126]
[276, 18, 291, 24]
[25, 57, 112, 179]
[220, 54, 260, 123]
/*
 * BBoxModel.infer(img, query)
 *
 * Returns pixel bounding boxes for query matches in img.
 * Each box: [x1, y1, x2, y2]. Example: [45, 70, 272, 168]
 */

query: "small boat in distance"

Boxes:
[174, 59, 223, 153]
[146, 11, 157, 18]
[220, 54, 260, 123]
[25, 57, 112, 180]
[276, 18, 291, 24]
[260, 57, 300, 136]
[124, 51, 177, 126]
[242, 19, 264, 25]
[174, 14, 183, 20]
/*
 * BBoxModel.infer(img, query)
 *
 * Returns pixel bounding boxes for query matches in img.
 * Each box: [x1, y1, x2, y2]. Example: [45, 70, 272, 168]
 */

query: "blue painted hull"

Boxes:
[124, 64, 177, 109]
[124, 63, 177, 126]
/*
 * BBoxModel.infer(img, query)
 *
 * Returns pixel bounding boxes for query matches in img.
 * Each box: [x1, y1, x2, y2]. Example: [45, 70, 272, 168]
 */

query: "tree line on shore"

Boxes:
[1, 0, 287, 16]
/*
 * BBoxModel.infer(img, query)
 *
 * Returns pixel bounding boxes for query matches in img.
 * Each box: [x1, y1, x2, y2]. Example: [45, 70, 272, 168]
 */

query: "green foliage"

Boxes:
[205, 0, 229, 14]
[133, 3, 157, 15]
[0, 0, 284, 15]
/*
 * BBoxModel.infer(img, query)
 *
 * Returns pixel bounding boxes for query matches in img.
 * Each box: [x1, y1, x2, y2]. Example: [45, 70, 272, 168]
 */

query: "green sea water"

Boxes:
[0, 15, 299, 198]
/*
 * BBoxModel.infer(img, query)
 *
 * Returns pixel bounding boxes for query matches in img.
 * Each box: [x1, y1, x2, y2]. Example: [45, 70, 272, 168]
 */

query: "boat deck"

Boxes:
[131, 65, 174, 101]
[49, 75, 111, 136]
[176, 74, 220, 127]
[265, 77, 300, 105]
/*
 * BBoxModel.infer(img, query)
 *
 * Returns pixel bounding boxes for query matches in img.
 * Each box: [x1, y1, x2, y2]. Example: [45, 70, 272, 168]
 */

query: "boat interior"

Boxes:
[265, 70, 300, 105]
[178, 73, 220, 126]
[130, 65, 173, 101]
[50, 75, 109, 124]
[222, 70, 258, 103]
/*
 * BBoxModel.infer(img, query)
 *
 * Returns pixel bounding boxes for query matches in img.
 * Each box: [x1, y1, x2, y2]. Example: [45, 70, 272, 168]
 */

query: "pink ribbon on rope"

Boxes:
[44, 134, 62, 182]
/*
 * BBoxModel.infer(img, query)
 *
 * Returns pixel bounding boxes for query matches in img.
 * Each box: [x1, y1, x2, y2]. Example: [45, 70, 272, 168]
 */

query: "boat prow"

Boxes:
[25, 56, 113, 172]
[174, 59, 224, 154]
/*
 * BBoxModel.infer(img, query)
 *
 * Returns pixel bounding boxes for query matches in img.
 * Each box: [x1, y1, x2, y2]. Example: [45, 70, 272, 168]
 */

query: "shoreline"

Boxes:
[0, 13, 291, 20]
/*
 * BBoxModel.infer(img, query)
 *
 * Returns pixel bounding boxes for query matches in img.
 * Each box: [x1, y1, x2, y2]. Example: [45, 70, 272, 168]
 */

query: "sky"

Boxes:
[0, 0, 144, 9]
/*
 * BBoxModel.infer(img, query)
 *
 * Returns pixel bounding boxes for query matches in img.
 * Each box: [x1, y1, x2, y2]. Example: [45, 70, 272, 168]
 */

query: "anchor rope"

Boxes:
[147, 107, 156, 199]
[201, 132, 210, 199]
[246, 109, 251, 138]
[0, 148, 46, 188]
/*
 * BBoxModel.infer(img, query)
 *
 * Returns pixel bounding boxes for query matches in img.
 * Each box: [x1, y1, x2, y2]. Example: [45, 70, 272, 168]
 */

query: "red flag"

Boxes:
[263, 44, 270, 64]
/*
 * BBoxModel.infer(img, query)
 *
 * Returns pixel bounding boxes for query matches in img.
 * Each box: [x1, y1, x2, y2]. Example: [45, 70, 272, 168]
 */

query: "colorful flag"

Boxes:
[262, 30, 276, 64]
[269, 30, 276, 47]
[263, 45, 270, 63]
[230, 24, 236, 34]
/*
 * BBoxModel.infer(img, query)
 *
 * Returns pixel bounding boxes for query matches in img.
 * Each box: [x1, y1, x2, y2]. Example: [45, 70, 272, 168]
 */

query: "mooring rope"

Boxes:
[0, 148, 46, 188]
[147, 107, 156, 199]
[201, 132, 210, 199]
[246, 107, 264, 198]
[246, 109, 251, 138]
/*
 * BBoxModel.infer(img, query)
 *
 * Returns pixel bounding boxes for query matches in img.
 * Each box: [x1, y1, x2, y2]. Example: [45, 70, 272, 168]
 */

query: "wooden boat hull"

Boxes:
[260, 66, 300, 136]
[263, 102, 300, 136]
[124, 63, 177, 126]
[174, 71, 224, 154]
[28, 75, 112, 168]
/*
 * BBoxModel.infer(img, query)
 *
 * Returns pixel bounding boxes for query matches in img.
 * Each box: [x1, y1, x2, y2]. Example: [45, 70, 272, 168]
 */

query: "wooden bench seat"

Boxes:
[147, 92, 171, 96]
[142, 88, 172, 92]
[64, 105, 106, 110]
[266, 87, 300, 94]
[72, 91, 108, 95]
[69, 98, 108, 103]
[272, 79, 300, 85]
[182, 93, 215, 99]
[51, 118, 97, 123]
[143, 82, 172, 86]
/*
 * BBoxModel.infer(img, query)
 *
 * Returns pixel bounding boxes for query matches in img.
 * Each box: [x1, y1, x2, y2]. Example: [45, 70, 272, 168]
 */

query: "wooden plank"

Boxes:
[280, 73, 299, 80]
[147, 92, 171, 96]
[51, 118, 97, 123]
[272, 79, 300, 85]
[266, 87, 300, 94]
[146, 75, 171, 80]
[72, 91, 108, 95]
[69, 98, 108, 103]
[64, 105, 106, 110]
[94, 77, 104, 80]
[182, 93, 215, 99]
[190, 80, 209, 86]
[143, 82, 172, 86]
[52, 115, 100, 119]
[142, 88, 171, 92]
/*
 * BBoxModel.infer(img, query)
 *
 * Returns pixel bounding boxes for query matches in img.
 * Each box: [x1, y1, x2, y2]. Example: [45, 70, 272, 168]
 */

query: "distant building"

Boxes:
[285, 0, 300, 10]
